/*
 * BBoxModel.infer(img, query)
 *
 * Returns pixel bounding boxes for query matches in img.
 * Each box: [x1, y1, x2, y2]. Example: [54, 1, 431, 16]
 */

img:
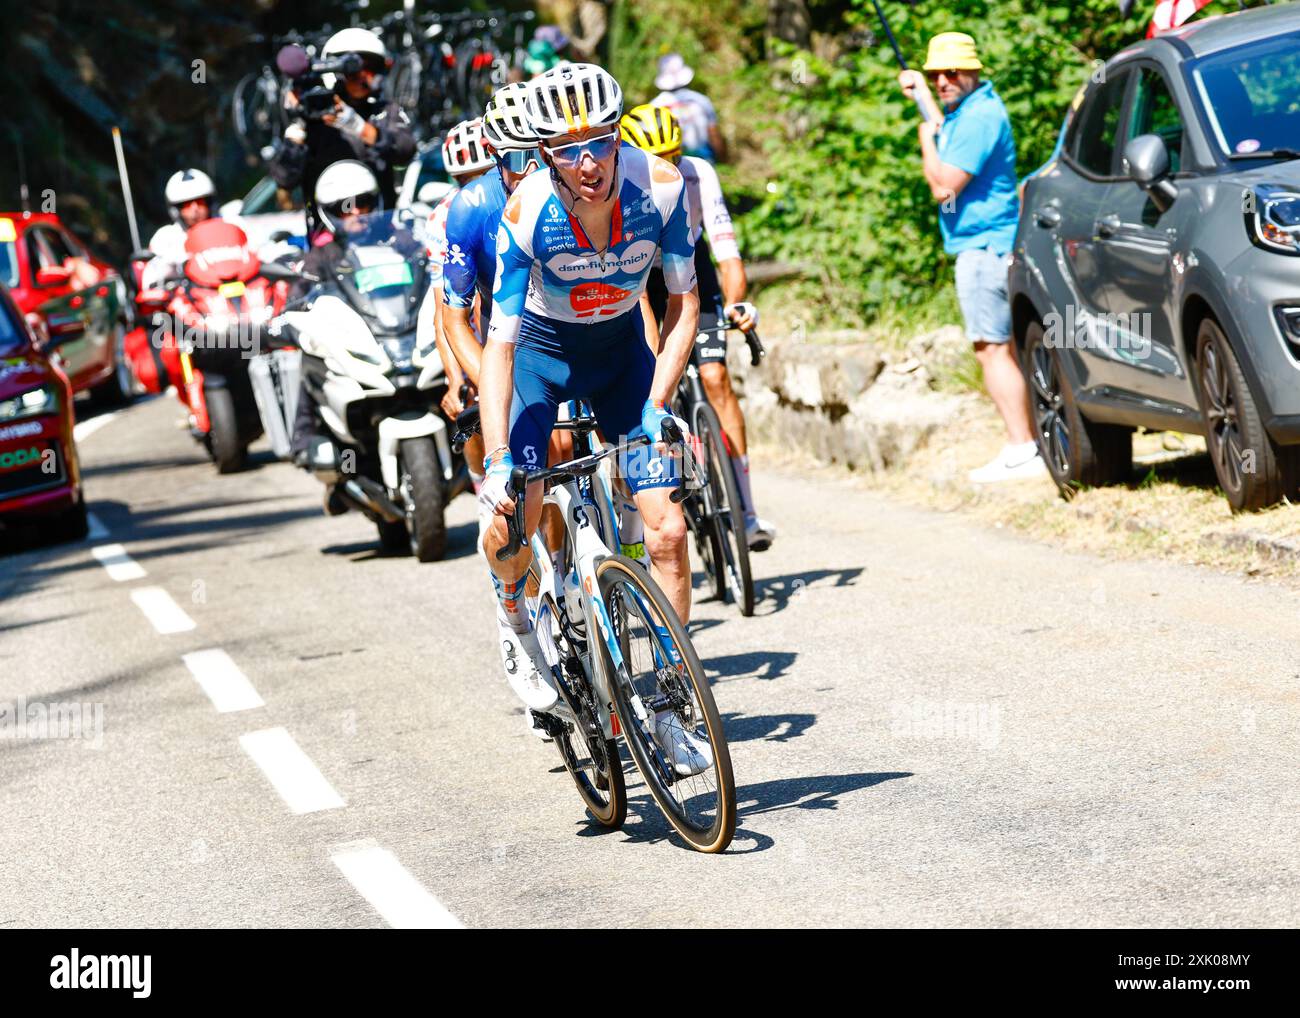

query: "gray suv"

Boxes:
[1009, 3, 1300, 510]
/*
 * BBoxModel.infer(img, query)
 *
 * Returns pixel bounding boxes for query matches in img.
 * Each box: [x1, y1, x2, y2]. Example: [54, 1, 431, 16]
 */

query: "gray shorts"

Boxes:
[955, 246, 1013, 344]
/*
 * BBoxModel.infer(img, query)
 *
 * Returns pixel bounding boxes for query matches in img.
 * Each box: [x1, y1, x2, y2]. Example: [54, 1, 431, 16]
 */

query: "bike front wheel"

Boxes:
[534, 592, 626, 829]
[596, 556, 735, 853]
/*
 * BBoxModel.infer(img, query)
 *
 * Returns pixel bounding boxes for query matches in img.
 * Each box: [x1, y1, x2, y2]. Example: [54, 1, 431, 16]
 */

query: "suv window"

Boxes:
[1129, 68, 1185, 173]
[25, 228, 59, 274]
[1072, 69, 1131, 176]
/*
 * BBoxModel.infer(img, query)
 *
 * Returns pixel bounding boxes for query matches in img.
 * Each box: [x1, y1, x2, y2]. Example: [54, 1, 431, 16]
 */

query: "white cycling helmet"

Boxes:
[525, 63, 623, 140]
[314, 159, 382, 233]
[482, 83, 539, 152]
[441, 119, 494, 178]
[164, 168, 215, 221]
[320, 27, 388, 89]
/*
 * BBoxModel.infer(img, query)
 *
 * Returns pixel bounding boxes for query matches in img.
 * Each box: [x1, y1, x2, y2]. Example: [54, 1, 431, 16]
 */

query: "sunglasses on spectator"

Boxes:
[496, 148, 541, 173]
[544, 131, 620, 168]
[926, 69, 964, 82]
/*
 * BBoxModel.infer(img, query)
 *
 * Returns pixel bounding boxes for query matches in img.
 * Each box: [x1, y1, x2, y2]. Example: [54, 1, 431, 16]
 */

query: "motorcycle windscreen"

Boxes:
[341, 248, 423, 334]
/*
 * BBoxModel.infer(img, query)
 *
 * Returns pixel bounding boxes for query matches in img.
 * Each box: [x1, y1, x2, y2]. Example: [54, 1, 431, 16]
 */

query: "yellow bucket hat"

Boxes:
[923, 32, 983, 71]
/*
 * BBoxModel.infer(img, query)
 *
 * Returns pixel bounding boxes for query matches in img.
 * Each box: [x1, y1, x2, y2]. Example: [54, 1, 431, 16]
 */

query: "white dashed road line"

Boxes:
[73, 409, 123, 443]
[239, 727, 345, 815]
[331, 841, 464, 929]
[91, 543, 147, 582]
[129, 586, 196, 634]
[182, 649, 266, 713]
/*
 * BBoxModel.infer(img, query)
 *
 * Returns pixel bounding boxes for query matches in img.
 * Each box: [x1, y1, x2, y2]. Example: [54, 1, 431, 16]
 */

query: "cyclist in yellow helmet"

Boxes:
[621, 102, 775, 551]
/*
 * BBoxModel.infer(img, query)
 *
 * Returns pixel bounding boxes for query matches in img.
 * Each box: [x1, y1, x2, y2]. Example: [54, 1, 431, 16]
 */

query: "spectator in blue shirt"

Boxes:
[900, 32, 1044, 484]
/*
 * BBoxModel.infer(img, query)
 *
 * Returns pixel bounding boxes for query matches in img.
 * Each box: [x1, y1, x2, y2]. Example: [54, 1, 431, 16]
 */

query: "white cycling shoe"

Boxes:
[497, 616, 559, 712]
[745, 516, 776, 552]
[654, 711, 714, 777]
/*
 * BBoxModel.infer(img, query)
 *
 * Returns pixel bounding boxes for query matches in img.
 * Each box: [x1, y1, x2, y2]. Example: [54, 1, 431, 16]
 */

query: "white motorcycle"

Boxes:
[273, 211, 465, 562]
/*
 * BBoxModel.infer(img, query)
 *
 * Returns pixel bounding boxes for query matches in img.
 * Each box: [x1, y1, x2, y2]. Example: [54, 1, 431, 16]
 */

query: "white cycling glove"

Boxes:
[284, 120, 307, 146]
[479, 449, 516, 517]
[725, 302, 760, 330]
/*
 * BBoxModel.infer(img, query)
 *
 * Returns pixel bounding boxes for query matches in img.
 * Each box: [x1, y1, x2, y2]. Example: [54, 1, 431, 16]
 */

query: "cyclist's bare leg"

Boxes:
[634, 486, 690, 622]
[699, 361, 747, 456]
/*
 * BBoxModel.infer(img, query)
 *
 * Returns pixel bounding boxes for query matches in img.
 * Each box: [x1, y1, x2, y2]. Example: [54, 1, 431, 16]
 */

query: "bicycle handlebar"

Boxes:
[722, 321, 766, 368]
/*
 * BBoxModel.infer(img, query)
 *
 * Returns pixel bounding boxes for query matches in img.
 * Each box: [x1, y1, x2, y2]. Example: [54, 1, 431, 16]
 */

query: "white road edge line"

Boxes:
[73, 410, 123, 443]
[182, 649, 265, 713]
[239, 727, 345, 815]
[331, 840, 463, 929]
[129, 586, 196, 634]
[86, 512, 109, 540]
[91, 543, 146, 582]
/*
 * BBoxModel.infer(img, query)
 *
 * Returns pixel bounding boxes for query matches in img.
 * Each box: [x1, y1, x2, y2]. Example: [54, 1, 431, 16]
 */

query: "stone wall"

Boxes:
[723, 325, 978, 474]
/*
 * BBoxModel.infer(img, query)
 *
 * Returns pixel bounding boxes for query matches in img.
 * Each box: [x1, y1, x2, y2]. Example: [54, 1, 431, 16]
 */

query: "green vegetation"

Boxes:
[610, 0, 1279, 332]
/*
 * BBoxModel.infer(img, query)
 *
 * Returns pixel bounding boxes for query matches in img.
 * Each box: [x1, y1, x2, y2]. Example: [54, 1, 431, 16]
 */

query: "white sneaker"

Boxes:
[745, 516, 776, 552]
[497, 616, 559, 712]
[653, 711, 714, 777]
[968, 441, 1048, 484]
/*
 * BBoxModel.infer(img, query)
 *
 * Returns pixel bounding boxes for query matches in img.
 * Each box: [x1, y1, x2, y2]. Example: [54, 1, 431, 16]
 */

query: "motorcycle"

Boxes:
[275, 209, 465, 562]
[126, 220, 289, 472]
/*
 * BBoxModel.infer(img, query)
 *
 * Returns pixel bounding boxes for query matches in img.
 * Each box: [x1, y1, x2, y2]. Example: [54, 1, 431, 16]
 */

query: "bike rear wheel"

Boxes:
[596, 556, 735, 853]
[691, 401, 754, 616]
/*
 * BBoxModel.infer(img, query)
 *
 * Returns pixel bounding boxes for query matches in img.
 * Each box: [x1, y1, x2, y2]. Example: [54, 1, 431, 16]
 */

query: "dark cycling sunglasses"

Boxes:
[322, 194, 377, 218]
[544, 131, 619, 169]
[496, 148, 541, 174]
[925, 69, 964, 81]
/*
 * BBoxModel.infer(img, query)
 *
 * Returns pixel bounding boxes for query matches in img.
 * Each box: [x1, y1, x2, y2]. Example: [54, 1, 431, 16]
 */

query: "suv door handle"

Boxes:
[1095, 214, 1121, 238]
[1034, 206, 1061, 229]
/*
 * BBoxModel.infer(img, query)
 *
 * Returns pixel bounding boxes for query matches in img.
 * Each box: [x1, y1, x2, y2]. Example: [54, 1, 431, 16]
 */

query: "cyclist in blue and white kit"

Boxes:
[434, 87, 542, 501]
[477, 66, 704, 765]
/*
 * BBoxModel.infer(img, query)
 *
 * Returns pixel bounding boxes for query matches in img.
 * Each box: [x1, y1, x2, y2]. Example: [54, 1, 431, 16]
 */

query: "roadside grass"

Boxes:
[756, 280, 964, 354]
[754, 401, 1300, 583]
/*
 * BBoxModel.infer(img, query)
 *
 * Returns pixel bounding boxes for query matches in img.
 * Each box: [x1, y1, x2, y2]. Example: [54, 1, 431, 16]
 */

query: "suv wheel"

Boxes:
[1024, 319, 1132, 497]
[1194, 317, 1297, 512]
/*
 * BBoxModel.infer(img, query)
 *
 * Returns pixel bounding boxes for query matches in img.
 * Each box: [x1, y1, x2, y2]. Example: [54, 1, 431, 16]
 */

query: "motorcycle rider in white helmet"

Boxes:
[288, 160, 420, 476]
[269, 27, 416, 240]
[141, 168, 218, 289]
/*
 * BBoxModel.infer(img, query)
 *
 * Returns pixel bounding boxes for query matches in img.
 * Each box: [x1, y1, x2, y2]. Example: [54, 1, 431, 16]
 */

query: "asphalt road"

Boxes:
[3, 393, 1298, 928]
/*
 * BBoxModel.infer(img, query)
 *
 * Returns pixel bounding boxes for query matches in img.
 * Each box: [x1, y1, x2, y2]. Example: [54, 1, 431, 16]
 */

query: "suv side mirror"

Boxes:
[1123, 134, 1179, 211]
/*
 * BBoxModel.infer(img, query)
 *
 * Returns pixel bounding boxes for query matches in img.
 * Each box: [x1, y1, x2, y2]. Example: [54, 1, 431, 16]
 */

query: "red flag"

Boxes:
[1147, 0, 1216, 37]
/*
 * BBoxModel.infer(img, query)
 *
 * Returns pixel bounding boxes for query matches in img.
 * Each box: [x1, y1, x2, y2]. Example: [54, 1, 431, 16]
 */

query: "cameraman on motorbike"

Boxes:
[269, 27, 416, 241]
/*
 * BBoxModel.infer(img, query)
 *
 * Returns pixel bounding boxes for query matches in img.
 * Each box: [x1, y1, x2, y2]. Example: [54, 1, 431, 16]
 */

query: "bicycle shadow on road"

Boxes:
[721, 711, 816, 744]
[704, 650, 797, 684]
[598, 771, 910, 855]
[754, 567, 864, 616]
[319, 521, 479, 562]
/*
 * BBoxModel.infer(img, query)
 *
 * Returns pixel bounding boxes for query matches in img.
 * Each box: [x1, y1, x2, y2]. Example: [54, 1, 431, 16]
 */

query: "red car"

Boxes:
[0, 212, 133, 406]
[0, 284, 86, 542]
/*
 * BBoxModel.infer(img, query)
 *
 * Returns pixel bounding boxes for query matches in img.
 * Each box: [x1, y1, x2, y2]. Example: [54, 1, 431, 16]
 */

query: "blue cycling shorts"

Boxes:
[509, 308, 678, 495]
